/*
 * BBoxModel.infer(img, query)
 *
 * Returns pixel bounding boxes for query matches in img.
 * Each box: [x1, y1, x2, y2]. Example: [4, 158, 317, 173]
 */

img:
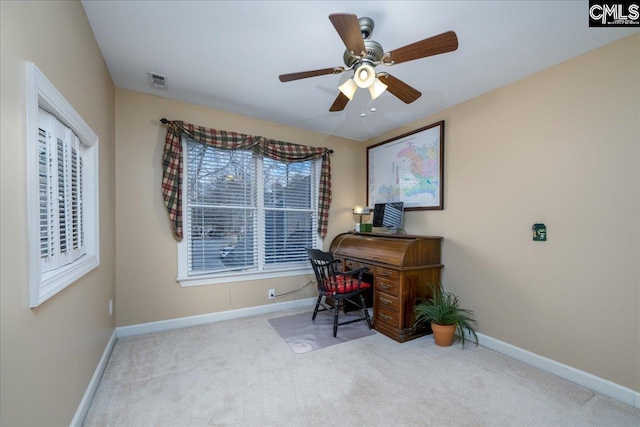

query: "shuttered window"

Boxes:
[182, 139, 319, 281]
[27, 62, 99, 308]
[38, 108, 86, 274]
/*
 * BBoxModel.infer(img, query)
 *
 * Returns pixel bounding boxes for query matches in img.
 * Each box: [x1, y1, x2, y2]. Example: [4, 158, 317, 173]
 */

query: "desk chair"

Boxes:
[306, 248, 373, 337]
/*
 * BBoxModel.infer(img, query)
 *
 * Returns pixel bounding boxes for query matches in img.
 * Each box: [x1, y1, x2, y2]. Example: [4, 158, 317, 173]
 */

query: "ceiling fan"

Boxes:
[279, 13, 458, 112]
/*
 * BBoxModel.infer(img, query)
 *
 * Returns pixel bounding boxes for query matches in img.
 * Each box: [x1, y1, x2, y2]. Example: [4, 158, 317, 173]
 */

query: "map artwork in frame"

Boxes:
[367, 121, 444, 210]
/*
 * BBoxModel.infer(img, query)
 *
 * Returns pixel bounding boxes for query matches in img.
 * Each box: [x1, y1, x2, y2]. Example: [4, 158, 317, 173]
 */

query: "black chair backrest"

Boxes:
[306, 248, 339, 295]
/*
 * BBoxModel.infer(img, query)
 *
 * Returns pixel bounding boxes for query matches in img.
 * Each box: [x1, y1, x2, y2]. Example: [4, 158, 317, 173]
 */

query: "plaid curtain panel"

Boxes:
[162, 120, 332, 239]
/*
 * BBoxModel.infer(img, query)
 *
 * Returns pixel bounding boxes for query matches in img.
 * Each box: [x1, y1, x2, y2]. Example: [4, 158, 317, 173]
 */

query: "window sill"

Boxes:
[177, 265, 314, 287]
[32, 254, 99, 307]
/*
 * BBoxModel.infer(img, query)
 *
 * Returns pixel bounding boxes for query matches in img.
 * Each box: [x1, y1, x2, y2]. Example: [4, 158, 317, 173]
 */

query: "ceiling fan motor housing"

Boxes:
[342, 17, 383, 69]
[343, 40, 384, 68]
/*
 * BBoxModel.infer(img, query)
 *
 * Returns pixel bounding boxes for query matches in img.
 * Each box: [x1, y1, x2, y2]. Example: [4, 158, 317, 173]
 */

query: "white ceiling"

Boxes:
[82, 1, 638, 142]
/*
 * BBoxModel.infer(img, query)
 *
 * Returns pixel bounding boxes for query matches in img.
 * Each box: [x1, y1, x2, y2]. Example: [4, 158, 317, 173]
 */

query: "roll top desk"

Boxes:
[329, 232, 443, 343]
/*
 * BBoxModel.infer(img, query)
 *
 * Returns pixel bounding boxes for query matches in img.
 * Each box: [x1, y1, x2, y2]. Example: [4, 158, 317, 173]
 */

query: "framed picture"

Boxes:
[367, 121, 444, 210]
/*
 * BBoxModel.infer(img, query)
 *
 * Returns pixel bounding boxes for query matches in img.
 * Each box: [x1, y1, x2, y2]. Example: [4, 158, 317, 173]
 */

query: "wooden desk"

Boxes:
[329, 232, 443, 343]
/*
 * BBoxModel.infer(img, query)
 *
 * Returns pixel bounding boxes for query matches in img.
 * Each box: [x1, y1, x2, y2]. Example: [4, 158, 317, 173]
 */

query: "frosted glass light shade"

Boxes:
[338, 78, 358, 100]
[368, 78, 388, 100]
[354, 63, 376, 88]
[353, 205, 370, 215]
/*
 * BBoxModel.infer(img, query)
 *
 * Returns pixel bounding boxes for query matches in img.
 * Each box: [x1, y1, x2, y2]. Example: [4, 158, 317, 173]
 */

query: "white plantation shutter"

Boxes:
[38, 125, 55, 273]
[56, 126, 69, 264]
[38, 108, 86, 274]
[182, 139, 319, 281]
[28, 62, 99, 307]
[69, 133, 85, 261]
[79, 155, 84, 248]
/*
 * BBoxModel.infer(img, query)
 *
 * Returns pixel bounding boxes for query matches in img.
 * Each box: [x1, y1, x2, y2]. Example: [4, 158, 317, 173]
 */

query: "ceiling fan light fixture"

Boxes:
[338, 78, 358, 100]
[353, 63, 375, 88]
[368, 77, 388, 100]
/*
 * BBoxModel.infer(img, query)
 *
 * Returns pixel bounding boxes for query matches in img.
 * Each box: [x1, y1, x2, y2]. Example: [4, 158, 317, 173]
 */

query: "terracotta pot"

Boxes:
[431, 323, 456, 346]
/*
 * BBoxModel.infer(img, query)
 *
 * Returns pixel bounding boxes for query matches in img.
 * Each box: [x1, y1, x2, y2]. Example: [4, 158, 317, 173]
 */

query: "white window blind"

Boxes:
[186, 142, 258, 274]
[263, 158, 317, 266]
[182, 139, 319, 282]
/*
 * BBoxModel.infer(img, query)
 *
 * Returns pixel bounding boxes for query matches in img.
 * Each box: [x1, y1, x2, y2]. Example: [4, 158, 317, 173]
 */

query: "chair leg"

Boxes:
[360, 294, 372, 329]
[333, 299, 340, 337]
[312, 294, 322, 320]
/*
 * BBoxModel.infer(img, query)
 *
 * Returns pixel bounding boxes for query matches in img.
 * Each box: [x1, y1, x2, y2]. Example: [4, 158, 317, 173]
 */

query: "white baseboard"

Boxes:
[116, 297, 317, 338]
[473, 332, 640, 408]
[70, 329, 117, 427]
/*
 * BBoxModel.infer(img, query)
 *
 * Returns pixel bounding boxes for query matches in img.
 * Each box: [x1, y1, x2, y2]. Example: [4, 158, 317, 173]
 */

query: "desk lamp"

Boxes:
[353, 206, 371, 232]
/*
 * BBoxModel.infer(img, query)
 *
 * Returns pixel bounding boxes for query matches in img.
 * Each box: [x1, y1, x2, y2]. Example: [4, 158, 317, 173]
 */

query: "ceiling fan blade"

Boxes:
[329, 92, 350, 112]
[329, 13, 366, 55]
[380, 74, 422, 104]
[386, 31, 458, 65]
[279, 67, 344, 82]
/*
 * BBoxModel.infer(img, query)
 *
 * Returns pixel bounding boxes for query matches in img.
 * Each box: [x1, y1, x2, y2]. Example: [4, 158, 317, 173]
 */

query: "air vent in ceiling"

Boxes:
[148, 72, 168, 89]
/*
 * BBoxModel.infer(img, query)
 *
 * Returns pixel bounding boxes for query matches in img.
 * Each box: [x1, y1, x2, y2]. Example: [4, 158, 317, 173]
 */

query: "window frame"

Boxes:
[26, 62, 100, 307]
[177, 136, 321, 287]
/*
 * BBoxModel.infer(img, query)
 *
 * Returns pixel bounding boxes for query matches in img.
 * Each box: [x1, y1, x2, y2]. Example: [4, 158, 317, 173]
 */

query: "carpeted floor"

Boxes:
[83, 309, 640, 426]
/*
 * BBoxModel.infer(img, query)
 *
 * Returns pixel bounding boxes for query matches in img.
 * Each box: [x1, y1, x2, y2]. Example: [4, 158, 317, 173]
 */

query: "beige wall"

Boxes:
[114, 89, 364, 326]
[366, 34, 640, 391]
[0, 1, 116, 426]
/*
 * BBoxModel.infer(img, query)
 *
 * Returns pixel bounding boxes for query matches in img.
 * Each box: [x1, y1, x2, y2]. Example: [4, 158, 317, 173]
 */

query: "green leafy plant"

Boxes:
[414, 283, 478, 347]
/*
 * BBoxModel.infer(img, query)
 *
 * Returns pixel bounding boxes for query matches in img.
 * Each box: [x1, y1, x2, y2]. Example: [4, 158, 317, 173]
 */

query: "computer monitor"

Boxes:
[372, 202, 404, 231]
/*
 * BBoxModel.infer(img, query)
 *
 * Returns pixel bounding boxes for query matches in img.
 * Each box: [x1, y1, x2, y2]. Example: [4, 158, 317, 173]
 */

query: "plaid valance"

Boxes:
[161, 120, 332, 240]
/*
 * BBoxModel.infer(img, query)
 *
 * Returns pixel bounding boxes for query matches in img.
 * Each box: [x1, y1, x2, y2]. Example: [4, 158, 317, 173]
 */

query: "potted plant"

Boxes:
[414, 283, 478, 347]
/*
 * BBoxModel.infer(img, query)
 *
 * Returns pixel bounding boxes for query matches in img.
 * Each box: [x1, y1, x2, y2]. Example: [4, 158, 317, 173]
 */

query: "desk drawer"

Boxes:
[344, 259, 373, 274]
[376, 292, 398, 312]
[344, 258, 361, 270]
[375, 307, 400, 328]
[375, 266, 399, 280]
[375, 278, 399, 296]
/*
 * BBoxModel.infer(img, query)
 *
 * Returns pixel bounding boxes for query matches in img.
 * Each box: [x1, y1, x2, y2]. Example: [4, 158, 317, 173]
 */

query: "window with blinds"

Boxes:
[263, 158, 317, 266]
[184, 139, 319, 278]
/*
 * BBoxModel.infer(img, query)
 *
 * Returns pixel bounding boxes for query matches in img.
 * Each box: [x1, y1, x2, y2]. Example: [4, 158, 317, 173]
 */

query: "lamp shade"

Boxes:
[368, 77, 388, 100]
[338, 78, 358, 100]
[353, 63, 376, 88]
[353, 205, 370, 215]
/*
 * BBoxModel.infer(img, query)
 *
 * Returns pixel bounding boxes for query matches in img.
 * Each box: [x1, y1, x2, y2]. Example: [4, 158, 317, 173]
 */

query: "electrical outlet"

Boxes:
[109, 299, 113, 316]
[268, 289, 276, 299]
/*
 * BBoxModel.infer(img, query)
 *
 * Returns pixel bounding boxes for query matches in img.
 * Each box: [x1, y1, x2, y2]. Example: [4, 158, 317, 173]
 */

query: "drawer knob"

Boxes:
[381, 271, 391, 277]
[380, 297, 392, 305]
[380, 283, 391, 290]
[380, 314, 392, 321]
